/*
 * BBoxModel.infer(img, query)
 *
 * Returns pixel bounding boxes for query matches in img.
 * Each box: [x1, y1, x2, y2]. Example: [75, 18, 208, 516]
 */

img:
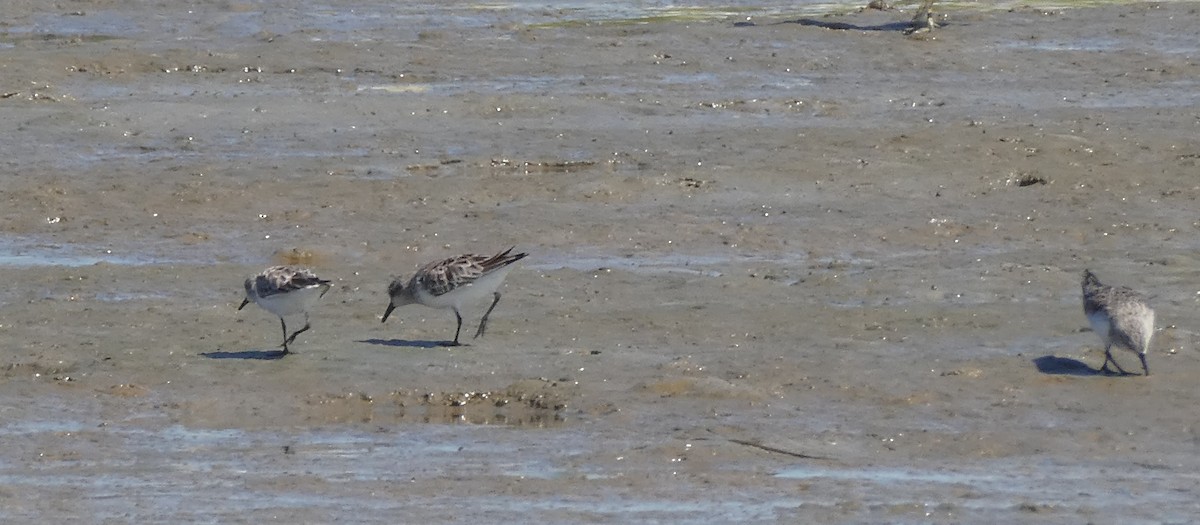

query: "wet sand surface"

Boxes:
[2, 1, 1200, 522]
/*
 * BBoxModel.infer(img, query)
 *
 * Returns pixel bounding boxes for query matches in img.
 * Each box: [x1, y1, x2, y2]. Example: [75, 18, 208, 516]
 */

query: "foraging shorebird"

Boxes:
[904, 0, 939, 35]
[1081, 269, 1154, 376]
[239, 266, 332, 354]
[382, 247, 528, 346]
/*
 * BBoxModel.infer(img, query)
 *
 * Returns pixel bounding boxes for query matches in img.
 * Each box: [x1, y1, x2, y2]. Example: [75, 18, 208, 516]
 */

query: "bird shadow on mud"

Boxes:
[357, 338, 461, 349]
[200, 349, 288, 360]
[784, 18, 915, 31]
[1032, 355, 1104, 376]
[733, 18, 915, 32]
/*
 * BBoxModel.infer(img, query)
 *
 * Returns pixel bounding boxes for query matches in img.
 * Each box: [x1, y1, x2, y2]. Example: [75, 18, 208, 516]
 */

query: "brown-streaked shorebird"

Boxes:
[383, 247, 527, 346]
[1081, 269, 1154, 376]
[238, 266, 332, 354]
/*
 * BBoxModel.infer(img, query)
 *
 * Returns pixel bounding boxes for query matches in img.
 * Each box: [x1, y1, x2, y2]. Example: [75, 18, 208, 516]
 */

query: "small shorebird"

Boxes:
[904, 0, 939, 36]
[239, 266, 332, 354]
[1081, 269, 1154, 376]
[382, 247, 528, 346]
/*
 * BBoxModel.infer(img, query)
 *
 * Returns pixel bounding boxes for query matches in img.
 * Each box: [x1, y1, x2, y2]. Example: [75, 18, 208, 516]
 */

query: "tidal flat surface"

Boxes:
[1, 0, 1199, 522]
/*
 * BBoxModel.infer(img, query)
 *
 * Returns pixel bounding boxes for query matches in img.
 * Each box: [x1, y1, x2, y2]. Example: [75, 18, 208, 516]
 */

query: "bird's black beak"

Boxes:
[238, 298, 250, 311]
[382, 302, 396, 323]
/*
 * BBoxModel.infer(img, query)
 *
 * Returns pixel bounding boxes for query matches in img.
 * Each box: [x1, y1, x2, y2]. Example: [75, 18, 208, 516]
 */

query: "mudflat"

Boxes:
[1, 1, 1199, 522]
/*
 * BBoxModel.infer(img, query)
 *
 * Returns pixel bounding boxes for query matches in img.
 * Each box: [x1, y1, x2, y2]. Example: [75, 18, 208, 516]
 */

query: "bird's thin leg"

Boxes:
[1138, 353, 1150, 376]
[448, 310, 464, 346]
[474, 292, 503, 339]
[279, 317, 290, 353]
[1101, 346, 1129, 375]
[285, 313, 312, 345]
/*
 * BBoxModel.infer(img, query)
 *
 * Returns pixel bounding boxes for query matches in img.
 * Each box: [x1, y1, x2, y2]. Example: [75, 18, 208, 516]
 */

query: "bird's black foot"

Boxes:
[1100, 365, 1133, 376]
[475, 292, 502, 340]
[1099, 351, 1130, 376]
[285, 323, 311, 345]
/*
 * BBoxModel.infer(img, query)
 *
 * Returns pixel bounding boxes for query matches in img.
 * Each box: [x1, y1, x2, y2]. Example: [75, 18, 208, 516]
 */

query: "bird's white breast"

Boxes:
[1086, 311, 1112, 343]
[254, 285, 327, 317]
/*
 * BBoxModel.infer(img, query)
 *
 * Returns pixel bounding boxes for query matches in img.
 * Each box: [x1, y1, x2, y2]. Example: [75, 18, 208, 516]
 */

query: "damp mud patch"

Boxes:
[306, 377, 577, 427]
[173, 378, 578, 429]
